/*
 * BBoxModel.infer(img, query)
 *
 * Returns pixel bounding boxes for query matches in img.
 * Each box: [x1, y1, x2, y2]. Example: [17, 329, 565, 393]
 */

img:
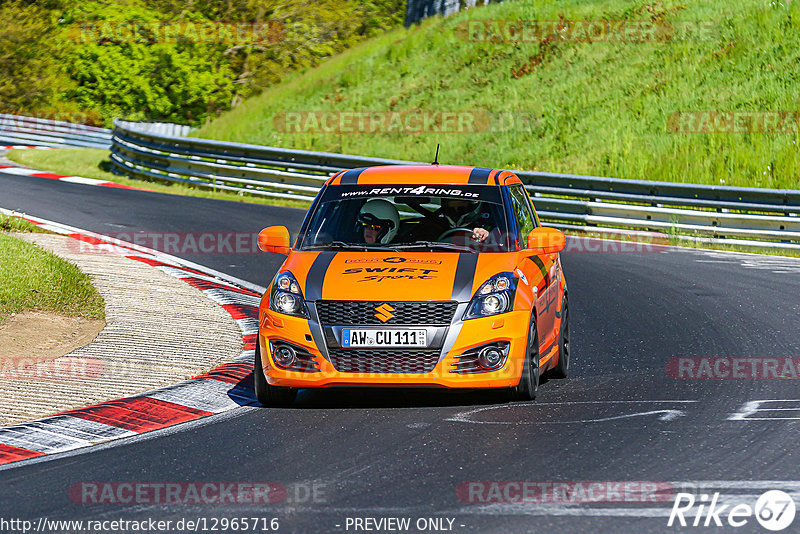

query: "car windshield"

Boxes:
[297, 184, 510, 252]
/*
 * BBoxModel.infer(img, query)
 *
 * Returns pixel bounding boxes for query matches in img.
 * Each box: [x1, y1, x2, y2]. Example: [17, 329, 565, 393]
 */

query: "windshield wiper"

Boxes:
[304, 241, 397, 251]
[393, 241, 477, 253]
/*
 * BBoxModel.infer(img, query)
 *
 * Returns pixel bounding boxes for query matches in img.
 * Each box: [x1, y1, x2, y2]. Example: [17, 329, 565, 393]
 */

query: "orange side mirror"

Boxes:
[527, 227, 566, 254]
[258, 226, 291, 255]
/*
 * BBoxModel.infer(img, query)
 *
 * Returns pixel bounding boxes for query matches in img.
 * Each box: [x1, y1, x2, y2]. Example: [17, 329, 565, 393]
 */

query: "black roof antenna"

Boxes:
[432, 143, 440, 165]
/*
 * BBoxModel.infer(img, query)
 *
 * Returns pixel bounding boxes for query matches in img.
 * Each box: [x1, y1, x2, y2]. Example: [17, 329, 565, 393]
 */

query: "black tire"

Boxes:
[510, 313, 539, 401]
[549, 297, 570, 379]
[254, 340, 297, 407]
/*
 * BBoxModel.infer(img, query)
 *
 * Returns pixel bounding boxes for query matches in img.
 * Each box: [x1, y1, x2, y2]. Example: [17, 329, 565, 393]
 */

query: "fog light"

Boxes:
[478, 347, 503, 369]
[274, 345, 296, 367]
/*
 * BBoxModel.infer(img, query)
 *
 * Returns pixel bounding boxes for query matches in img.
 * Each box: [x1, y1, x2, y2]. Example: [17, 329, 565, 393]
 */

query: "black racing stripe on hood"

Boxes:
[305, 252, 337, 301]
[339, 168, 367, 184]
[468, 167, 493, 184]
[451, 253, 480, 302]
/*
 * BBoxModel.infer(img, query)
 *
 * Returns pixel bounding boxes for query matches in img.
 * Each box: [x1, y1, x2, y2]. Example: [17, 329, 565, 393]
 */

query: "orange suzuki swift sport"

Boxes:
[255, 165, 569, 406]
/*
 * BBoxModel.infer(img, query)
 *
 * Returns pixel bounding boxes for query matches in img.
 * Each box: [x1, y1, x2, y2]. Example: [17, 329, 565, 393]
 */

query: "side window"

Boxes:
[509, 185, 536, 248]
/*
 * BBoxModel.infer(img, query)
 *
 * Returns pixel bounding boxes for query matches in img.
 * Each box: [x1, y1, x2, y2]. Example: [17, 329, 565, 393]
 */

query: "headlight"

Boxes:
[463, 272, 516, 320]
[269, 272, 309, 318]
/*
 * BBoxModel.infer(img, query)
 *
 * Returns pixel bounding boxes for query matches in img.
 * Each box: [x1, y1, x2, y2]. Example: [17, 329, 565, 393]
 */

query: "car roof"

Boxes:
[325, 165, 522, 186]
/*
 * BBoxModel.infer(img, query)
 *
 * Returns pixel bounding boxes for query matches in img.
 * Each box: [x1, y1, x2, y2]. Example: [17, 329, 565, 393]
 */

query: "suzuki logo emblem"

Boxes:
[374, 303, 395, 322]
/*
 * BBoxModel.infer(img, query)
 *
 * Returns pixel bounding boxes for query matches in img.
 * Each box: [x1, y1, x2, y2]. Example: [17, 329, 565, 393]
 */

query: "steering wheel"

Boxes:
[437, 227, 476, 243]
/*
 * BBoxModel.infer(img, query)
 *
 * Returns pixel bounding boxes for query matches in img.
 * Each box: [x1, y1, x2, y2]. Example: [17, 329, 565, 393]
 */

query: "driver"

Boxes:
[358, 199, 399, 244]
[439, 198, 490, 242]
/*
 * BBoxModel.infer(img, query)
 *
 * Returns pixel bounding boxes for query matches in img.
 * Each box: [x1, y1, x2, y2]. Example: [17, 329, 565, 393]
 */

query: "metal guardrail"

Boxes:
[0, 113, 112, 149]
[110, 119, 800, 250]
[115, 120, 191, 138]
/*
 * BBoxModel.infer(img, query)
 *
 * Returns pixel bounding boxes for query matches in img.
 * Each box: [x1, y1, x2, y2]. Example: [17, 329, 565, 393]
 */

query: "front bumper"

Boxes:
[258, 307, 530, 389]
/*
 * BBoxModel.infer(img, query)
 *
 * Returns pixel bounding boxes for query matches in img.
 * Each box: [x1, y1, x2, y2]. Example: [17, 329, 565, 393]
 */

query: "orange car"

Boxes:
[255, 165, 568, 406]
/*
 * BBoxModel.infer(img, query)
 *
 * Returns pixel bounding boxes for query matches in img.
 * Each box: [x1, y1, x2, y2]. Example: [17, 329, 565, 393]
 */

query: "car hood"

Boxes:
[282, 251, 518, 303]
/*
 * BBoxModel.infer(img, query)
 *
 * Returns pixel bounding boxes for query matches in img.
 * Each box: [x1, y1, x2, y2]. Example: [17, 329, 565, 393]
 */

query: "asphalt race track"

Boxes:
[2, 170, 800, 533]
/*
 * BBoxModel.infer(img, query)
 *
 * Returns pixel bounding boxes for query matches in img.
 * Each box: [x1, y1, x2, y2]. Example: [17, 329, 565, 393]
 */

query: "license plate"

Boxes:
[342, 329, 427, 348]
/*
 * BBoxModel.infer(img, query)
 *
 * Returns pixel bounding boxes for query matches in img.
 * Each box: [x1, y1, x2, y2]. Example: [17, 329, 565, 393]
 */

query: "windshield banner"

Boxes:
[327, 184, 502, 203]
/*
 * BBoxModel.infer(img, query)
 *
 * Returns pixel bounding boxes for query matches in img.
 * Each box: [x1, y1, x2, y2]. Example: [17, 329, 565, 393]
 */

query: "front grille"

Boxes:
[328, 349, 440, 374]
[317, 301, 457, 326]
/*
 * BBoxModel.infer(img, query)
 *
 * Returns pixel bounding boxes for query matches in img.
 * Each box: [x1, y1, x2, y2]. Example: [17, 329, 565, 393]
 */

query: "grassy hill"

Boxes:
[195, 0, 800, 189]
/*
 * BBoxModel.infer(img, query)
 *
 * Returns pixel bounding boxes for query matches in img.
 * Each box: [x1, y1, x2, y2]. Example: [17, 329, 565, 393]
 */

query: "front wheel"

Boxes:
[509, 314, 539, 401]
[254, 339, 297, 407]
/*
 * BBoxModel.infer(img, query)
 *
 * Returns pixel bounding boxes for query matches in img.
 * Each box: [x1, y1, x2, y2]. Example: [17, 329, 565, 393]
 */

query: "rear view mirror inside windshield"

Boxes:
[394, 196, 431, 204]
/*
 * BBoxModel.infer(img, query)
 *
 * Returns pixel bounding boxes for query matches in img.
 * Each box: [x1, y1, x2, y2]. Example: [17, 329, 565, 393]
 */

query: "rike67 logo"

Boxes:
[668, 490, 796, 531]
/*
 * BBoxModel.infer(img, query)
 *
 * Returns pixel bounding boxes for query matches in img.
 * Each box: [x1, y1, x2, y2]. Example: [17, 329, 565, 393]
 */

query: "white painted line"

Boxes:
[59, 176, 104, 185]
[202, 287, 262, 307]
[233, 317, 259, 336]
[0, 420, 134, 455]
[155, 265, 240, 289]
[0, 424, 97, 454]
[447, 401, 698, 425]
[513, 400, 700, 404]
[670, 481, 800, 489]
[0, 167, 37, 175]
[452, 481, 800, 518]
[144, 379, 245, 413]
[26, 415, 135, 441]
[734, 417, 800, 420]
[728, 399, 800, 420]
[232, 350, 256, 364]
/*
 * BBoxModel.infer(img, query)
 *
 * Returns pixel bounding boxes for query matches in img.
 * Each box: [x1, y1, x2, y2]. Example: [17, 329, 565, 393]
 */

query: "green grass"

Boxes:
[195, 0, 800, 190]
[6, 148, 312, 209]
[0, 232, 105, 324]
[0, 213, 47, 233]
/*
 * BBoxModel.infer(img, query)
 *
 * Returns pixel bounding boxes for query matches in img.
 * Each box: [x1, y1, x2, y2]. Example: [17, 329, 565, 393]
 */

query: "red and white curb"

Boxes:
[0, 164, 152, 191]
[0, 209, 264, 467]
[1, 145, 54, 150]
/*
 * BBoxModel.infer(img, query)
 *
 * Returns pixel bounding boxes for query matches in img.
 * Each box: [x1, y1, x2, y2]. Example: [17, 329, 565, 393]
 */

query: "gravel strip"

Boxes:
[0, 233, 243, 425]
